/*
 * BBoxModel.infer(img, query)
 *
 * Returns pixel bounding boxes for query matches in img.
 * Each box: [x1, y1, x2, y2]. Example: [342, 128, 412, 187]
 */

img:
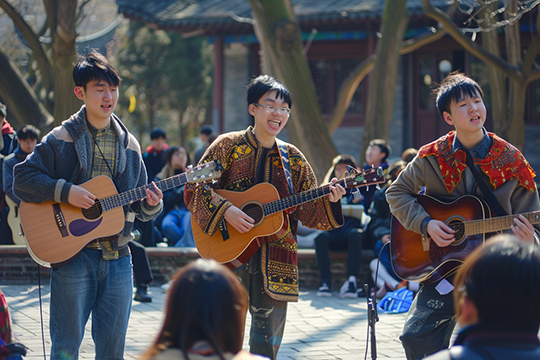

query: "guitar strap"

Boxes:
[276, 139, 294, 197]
[464, 149, 507, 217]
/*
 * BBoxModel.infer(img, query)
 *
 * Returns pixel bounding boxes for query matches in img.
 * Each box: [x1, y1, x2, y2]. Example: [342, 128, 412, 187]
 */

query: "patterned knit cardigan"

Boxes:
[185, 127, 343, 301]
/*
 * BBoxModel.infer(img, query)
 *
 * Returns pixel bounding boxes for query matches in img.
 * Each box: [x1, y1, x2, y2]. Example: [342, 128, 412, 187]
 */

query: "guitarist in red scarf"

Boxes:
[185, 75, 345, 359]
[386, 72, 540, 360]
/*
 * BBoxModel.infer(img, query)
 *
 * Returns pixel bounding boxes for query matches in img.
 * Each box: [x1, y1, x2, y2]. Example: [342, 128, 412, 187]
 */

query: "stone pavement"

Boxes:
[1, 285, 409, 360]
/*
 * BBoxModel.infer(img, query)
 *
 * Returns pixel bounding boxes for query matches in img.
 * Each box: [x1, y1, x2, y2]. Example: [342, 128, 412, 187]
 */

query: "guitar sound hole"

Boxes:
[448, 219, 465, 244]
[242, 203, 264, 226]
[82, 199, 103, 220]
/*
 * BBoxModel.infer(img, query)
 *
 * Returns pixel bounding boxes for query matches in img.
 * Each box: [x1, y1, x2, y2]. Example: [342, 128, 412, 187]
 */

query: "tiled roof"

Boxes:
[116, 0, 449, 35]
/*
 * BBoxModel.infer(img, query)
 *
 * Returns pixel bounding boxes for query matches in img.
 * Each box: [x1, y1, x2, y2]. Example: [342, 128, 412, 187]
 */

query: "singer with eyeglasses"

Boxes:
[185, 75, 346, 360]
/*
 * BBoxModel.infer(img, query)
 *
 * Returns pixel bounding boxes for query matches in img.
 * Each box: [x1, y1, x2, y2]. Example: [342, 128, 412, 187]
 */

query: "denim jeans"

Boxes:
[50, 249, 133, 360]
[162, 209, 195, 247]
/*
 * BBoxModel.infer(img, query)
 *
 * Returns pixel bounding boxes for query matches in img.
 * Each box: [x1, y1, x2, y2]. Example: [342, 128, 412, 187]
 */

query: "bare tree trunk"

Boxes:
[45, 0, 81, 126]
[504, 1, 525, 148]
[248, 0, 337, 181]
[360, 0, 409, 163]
[0, 52, 54, 130]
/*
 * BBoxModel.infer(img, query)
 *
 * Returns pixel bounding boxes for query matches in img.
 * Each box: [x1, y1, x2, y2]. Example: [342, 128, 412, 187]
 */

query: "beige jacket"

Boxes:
[386, 133, 540, 235]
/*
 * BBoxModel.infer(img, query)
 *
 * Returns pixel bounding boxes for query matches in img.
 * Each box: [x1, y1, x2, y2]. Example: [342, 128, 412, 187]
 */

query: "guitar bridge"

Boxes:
[53, 203, 69, 237]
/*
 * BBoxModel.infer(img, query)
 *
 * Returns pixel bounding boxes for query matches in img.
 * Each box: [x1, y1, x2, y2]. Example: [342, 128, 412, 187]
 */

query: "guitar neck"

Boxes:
[262, 178, 348, 216]
[466, 211, 540, 235]
[100, 173, 188, 211]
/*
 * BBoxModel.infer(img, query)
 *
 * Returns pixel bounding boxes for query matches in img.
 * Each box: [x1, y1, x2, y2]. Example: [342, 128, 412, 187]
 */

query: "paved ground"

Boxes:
[1, 285, 409, 359]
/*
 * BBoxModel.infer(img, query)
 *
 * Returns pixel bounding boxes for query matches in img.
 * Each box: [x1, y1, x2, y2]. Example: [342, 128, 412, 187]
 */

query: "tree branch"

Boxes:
[327, 26, 447, 133]
[0, 0, 54, 92]
[421, 0, 522, 82]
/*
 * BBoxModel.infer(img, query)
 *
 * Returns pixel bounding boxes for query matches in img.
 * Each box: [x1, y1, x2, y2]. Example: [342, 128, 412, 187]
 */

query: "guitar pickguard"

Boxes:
[69, 217, 103, 237]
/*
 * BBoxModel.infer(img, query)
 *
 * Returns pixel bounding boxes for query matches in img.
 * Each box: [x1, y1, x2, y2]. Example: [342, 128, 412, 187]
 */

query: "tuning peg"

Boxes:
[351, 188, 362, 200]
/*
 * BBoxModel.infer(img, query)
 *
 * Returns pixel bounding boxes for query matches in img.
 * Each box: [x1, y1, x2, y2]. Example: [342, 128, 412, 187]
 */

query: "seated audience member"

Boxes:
[193, 125, 214, 166]
[134, 128, 169, 247]
[155, 146, 194, 247]
[144, 128, 169, 182]
[401, 147, 418, 164]
[425, 235, 540, 360]
[315, 155, 364, 298]
[367, 161, 418, 298]
[139, 259, 252, 360]
[3, 125, 41, 206]
[361, 139, 391, 212]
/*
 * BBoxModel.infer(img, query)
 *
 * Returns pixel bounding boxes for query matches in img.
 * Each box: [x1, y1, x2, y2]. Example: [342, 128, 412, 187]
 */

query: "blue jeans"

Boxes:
[161, 209, 195, 247]
[50, 249, 133, 360]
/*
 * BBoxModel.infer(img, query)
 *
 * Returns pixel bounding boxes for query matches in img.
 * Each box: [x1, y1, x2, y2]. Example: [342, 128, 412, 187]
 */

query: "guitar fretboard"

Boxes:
[465, 211, 540, 235]
[262, 169, 383, 215]
[100, 173, 189, 211]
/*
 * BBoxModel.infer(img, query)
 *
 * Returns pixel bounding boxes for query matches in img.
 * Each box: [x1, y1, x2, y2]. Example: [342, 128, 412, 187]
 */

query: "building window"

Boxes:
[308, 57, 365, 125]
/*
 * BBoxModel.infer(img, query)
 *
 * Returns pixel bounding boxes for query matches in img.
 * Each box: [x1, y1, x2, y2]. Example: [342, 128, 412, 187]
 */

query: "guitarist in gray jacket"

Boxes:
[386, 73, 540, 360]
[13, 51, 163, 360]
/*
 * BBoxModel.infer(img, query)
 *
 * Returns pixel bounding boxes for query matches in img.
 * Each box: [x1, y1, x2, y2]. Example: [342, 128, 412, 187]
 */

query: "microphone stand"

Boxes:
[365, 284, 379, 360]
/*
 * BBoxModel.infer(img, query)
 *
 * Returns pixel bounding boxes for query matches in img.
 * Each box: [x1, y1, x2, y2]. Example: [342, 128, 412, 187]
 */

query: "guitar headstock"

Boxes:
[340, 166, 386, 189]
[186, 160, 223, 183]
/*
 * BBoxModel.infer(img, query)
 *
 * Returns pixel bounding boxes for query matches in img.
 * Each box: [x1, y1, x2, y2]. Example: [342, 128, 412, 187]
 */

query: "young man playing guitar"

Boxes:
[13, 51, 163, 359]
[386, 72, 540, 360]
[184, 75, 346, 360]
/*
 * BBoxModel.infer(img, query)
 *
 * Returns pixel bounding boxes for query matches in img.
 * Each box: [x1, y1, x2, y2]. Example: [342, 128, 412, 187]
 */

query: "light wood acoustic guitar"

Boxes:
[193, 167, 385, 266]
[390, 194, 540, 284]
[5, 195, 26, 245]
[20, 161, 222, 267]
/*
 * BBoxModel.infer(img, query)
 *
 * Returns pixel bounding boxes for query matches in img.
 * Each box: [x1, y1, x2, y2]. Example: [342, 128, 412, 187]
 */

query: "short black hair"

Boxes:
[323, 154, 358, 183]
[368, 139, 391, 162]
[246, 75, 292, 126]
[454, 235, 540, 333]
[17, 125, 40, 141]
[434, 72, 484, 118]
[73, 51, 121, 89]
[200, 125, 214, 136]
[150, 128, 166, 140]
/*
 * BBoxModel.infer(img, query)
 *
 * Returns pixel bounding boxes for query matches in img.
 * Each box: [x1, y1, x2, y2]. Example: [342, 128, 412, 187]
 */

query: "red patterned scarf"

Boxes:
[418, 131, 536, 193]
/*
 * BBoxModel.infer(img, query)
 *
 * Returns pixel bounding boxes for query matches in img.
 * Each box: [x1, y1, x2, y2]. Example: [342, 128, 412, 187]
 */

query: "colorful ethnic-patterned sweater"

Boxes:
[386, 131, 540, 236]
[184, 127, 344, 302]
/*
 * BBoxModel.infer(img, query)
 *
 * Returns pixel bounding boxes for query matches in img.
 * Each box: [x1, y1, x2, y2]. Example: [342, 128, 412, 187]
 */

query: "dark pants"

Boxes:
[314, 217, 363, 287]
[400, 283, 456, 360]
[128, 241, 153, 286]
[235, 249, 287, 360]
[133, 219, 162, 247]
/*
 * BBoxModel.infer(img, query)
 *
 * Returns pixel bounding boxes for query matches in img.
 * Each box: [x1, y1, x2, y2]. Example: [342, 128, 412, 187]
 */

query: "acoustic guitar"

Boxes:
[193, 167, 385, 265]
[5, 195, 25, 245]
[20, 161, 222, 267]
[390, 194, 540, 284]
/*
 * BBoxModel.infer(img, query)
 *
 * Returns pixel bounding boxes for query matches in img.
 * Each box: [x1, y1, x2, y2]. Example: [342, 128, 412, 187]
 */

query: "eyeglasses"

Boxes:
[251, 103, 291, 116]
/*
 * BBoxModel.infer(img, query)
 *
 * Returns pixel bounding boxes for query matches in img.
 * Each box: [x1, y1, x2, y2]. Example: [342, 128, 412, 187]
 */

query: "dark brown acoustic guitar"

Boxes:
[390, 194, 540, 283]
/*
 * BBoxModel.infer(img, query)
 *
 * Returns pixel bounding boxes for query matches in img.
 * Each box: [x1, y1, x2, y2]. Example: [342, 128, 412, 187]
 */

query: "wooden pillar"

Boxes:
[212, 36, 225, 133]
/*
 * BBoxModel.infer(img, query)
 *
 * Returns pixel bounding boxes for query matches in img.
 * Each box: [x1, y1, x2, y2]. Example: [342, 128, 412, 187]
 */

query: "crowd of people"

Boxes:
[1, 49, 540, 360]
